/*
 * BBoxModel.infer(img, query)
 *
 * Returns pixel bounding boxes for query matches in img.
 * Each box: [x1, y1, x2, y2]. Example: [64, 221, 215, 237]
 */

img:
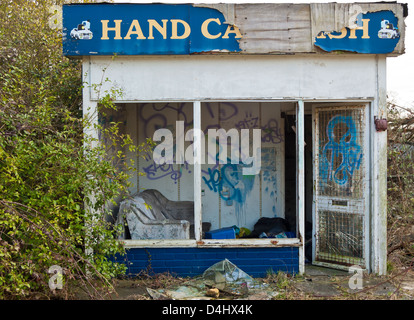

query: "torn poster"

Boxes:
[314, 10, 400, 54]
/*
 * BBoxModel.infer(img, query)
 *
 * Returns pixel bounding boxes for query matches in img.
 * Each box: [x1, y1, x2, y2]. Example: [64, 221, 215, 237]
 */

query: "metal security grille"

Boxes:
[314, 106, 367, 269]
[317, 211, 364, 265]
[317, 108, 365, 199]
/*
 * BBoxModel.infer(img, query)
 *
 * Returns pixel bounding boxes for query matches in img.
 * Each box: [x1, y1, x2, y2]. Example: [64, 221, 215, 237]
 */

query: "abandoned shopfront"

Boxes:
[63, 2, 407, 276]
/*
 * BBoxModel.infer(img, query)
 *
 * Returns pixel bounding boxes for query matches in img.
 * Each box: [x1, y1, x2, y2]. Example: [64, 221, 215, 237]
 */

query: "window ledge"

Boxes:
[121, 238, 302, 249]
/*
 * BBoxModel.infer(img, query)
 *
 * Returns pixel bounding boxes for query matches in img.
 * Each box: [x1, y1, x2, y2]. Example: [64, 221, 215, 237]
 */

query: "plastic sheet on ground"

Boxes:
[146, 259, 278, 300]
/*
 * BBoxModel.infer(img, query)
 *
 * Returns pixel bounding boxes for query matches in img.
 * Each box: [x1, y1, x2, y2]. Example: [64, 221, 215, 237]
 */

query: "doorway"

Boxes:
[312, 104, 369, 270]
[284, 113, 313, 262]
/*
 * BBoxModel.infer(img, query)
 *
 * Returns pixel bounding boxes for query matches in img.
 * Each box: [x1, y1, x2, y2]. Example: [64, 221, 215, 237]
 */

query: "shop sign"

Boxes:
[314, 10, 400, 54]
[62, 4, 241, 56]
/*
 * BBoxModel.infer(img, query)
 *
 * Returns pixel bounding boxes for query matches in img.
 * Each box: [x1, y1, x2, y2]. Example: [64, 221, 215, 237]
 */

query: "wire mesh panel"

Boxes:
[314, 106, 367, 268]
[317, 108, 365, 199]
[317, 210, 364, 265]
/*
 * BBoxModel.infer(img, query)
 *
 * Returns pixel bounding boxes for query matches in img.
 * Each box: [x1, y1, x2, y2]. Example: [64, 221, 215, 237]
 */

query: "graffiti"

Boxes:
[202, 166, 221, 193]
[234, 112, 284, 145]
[198, 102, 240, 137]
[262, 147, 277, 214]
[322, 115, 363, 186]
[235, 112, 259, 130]
[217, 102, 239, 122]
[202, 155, 255, 200]
[139, 102, 281, 204]
[140, 102, 283, 145]
[140, 103, 193, 138]
[263, 171, 277, 214]
[137, 101, 286, 225]
[224, 164, 255, 225]
[202, 154, 256, 225]
[261, 119, 284, 144]
[140, 102, 242, 138]
[143, 153, 191, 184]
[202, 154, 230, 196]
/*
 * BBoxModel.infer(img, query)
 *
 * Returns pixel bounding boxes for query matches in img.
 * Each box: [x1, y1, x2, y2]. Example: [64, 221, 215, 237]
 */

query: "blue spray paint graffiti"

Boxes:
[143, 160, 192, 184]
[202, 155, 255, 201]
[202, 154, 256, 224]
[261, 147, 277, 214]
[322, 115, 363, 186]
[142, 152, 192, 184]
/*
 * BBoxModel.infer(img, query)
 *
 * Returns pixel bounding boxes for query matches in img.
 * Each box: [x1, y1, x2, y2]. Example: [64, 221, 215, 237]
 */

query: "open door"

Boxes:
[313, 104, 369, 271]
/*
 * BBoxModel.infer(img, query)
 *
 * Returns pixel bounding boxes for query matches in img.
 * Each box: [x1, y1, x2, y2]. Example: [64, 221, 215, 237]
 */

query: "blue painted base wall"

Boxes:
[113, 247, 299, 278]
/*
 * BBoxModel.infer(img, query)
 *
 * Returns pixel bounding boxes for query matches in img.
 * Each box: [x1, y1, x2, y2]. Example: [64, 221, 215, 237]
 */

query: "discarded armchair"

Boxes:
[116, 189, 210, 240]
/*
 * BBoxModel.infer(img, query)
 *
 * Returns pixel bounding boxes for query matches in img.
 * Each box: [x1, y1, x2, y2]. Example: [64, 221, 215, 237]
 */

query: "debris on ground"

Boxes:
[146, 259, 278, 300]
[206, 288, 220, 298]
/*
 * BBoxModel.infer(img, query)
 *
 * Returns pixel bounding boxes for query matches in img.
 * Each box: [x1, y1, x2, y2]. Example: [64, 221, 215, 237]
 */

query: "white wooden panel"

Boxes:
[372, 56, 388, 275]
[193, 101, 202, 241]
[260, 103, 284, 219]
[137, 103, 179, 200]
[201, 102, 221, 230]
[177, 102, 194, 201]
[122, 238, 301, 248]
[296, 100, 305, 274]
[199, 102, 287, 232]
[219, 102, 261, 230]
[236, 3, 313, 53]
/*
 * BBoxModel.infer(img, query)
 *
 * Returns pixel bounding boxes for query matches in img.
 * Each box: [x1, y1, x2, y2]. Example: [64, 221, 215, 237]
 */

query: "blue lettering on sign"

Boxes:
[62, 4, 241, 56]
[314, 10, 400, 54]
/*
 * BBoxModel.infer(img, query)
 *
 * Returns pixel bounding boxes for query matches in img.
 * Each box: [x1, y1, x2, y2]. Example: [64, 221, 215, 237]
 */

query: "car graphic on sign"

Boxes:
[378, 19, 399, 39]
[70, 20, 93, 40]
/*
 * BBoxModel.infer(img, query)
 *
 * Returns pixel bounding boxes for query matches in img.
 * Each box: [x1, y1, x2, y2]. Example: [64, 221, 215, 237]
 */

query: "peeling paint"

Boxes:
[194, 3, 235, 26]
[63, 3, 241, 56]
[314, 10, 401, 54]
[63, 3, 406, 56]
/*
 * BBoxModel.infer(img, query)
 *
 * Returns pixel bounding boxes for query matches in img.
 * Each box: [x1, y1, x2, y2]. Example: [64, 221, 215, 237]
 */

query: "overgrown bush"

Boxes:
[387, 100, 414, 269]
[0, 0, 139, 299]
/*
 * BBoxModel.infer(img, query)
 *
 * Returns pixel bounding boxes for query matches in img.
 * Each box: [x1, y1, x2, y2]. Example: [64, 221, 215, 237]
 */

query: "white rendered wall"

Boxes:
[85, 55, 377, 102]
